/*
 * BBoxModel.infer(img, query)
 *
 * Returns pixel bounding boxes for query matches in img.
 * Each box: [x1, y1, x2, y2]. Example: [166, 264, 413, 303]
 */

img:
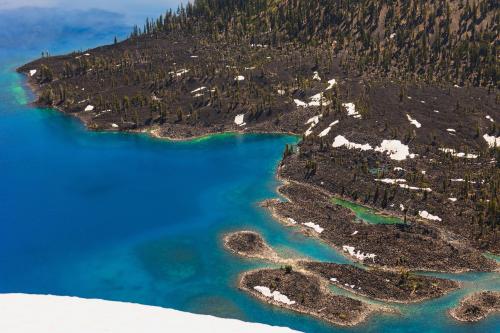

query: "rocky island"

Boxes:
[17, 0, 499, 328]
[239, 267, 386, 327]
[300, 261, 459, 303]
[449, 291, 500, 322]
[224, 230, 459, 304]
[223, 231, 279, 261]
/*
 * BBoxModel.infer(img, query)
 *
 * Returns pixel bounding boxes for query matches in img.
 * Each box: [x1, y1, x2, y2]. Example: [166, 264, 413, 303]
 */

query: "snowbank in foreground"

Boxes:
[0, 294, 301, 333]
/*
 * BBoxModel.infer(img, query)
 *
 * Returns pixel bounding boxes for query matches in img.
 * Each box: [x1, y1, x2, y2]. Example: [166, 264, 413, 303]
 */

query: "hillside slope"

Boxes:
[18, 0, 499, 268]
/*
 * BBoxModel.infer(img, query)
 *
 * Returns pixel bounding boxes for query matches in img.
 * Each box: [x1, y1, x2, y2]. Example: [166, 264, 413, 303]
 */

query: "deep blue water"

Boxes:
[0, 6, 498, 333]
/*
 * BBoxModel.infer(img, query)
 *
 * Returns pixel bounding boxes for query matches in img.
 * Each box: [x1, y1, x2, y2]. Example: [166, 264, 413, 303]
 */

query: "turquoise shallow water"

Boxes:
[0, 7, 498, 333]
[332, 198, 405, 225]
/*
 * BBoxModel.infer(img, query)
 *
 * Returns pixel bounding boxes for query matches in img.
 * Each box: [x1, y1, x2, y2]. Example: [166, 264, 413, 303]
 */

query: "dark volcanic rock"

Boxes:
[240, 268, 380, 326]
[301, 261, 459, 303]
[223, 231, 277, 260]
[265, 181, 497, 273]
[449, 291, 500, 322]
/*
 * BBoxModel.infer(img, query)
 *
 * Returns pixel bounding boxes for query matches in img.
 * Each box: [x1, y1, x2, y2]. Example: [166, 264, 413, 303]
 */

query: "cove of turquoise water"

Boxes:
[0, 6, 498, 333]
[332, 198, 404, 225]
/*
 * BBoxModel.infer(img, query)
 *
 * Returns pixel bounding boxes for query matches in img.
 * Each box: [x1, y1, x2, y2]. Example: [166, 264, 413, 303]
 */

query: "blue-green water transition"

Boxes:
[332, 198, 405, 225]
[0, 6, 498, 333]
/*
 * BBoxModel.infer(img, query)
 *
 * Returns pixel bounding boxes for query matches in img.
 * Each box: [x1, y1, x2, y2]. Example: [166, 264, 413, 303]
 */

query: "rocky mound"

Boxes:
[223, 231, 278, 260]
[239, 267, 383, 326]
[449, 291, 500, 322]
[301, 261, 459, 303]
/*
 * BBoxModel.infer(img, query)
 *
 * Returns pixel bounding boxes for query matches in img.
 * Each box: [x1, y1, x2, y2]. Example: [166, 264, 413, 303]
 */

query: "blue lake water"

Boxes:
[0, 6, 498, 333]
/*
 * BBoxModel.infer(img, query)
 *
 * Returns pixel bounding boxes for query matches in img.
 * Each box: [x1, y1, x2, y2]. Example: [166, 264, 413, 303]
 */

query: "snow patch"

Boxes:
[485, 115, 494, 123]
[295, 86, 332, 108]
[448, 198, 457, 202]
[342, 102, 360, 118]
[318, 126, 332, 137]
[29, 69, 37, 76]
[439, 148, 478, 159]
[399, 184, 432, 192]
[169, 69, 189, 77]
[305, 115, 322, 126]
[326, 79, 337, 90]
[483, 134, 500, 148]
[253, 287, 296, 305]
[84, 105, 94, 112]
[419, 210, 442, 222]
[294, 99, 308, 107]
[318, 120, 339, 137]
[342, 245, 376, 262]
[376, 179, 431, 191]
[331, 137, 413, 161]
[332, 135, 373, 151]
[304, 115, 322, 136]
[308, 93, 330, 107]
[312, 71, 321, 81]
[302, 222, 324, 233]
[234, 114, 246, 126]
[191, 87, 206, 94]
[406, 114, 421, 128]
[374, 140, 412, 161]
[235, 75, 245, 81]
[375, 178, 407, 184]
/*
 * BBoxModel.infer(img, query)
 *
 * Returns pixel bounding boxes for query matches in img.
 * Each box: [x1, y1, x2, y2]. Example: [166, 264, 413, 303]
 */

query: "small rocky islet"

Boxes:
[449, 291, 500, 323]
[17, 0, 499, 328]
[223, 231, 278, 261]
[239, 267, 381, 327]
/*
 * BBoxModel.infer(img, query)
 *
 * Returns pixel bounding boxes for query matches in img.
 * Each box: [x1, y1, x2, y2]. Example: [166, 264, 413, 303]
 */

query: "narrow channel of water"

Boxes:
[332, 198, 405, 225]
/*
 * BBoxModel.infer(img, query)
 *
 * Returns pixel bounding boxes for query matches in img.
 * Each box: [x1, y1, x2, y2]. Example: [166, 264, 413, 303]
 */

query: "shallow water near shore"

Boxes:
[0, 7, 498, 333]
[332, 198, 405, 225]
